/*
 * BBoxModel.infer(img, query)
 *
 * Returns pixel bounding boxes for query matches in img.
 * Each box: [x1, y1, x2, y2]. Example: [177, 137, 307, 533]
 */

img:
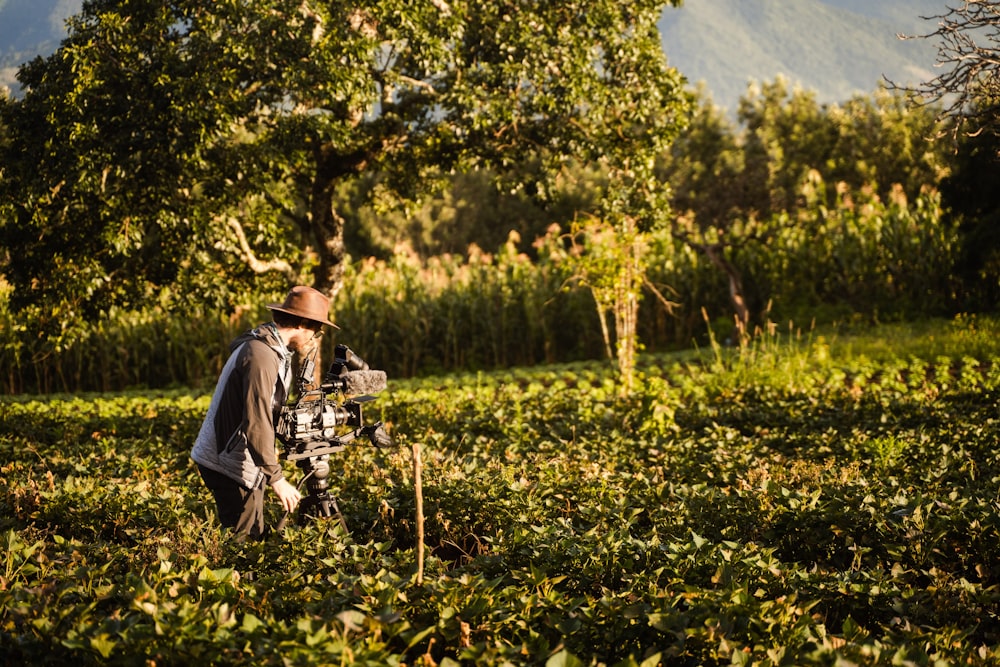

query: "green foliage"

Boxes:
[559, 216, 651, 394]
[334, 233, 601, 378]
[343, 164, 604, 260]
[3, 317, 1000, 664]
[0, 180, 964, 393]
[939, 112, 1000, 312]
[0, 293, 266, 394]
[0, 0, 689, 333]
[662, 80, 951, 229]
[738, 178, 961, 321]
[653, 80, 958, 331]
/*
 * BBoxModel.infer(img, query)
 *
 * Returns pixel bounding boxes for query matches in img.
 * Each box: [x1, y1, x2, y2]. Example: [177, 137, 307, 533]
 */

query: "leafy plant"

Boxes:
[4, 317, 1000, 664]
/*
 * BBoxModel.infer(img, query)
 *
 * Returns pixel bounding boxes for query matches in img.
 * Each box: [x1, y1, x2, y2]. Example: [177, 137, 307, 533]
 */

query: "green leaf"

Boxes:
[241, 613, 265, 633]
[640, 653, 663, 667]
[547, 649, 584, 667]
[90, 633, 117, 659]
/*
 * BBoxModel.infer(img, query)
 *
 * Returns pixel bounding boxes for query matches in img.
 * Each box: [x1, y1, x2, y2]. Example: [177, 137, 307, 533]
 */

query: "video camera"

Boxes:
[275, 344, 393, 528]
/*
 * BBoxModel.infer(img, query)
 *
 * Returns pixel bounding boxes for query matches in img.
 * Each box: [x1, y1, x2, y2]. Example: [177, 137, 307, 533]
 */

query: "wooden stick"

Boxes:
[412, 441, 425, 585]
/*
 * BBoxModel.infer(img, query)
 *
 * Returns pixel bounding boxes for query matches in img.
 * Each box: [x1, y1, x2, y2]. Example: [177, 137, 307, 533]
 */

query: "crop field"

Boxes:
[3, 317, 1000, 666]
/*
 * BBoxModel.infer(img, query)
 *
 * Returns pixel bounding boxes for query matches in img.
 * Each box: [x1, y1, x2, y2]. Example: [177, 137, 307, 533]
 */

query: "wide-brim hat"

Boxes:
[267, 285, 339, 328]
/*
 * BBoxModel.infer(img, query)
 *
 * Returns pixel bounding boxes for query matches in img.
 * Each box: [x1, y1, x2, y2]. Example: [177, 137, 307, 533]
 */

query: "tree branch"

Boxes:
[225, 216, 298, 280]
[889, 1, 1000, 138]
[643, 277, 680, 314]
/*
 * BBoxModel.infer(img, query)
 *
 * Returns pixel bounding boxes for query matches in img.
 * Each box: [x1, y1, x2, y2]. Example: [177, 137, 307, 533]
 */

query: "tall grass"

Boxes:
[693, 307, 826, 393]
[0, 301, 250, 395]
[332, 237, 599, 376]
[682, 309, 1000, 403]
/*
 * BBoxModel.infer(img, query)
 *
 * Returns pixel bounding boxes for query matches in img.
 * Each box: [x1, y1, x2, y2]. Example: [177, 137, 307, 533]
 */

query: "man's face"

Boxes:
[287, 322, 324, 352]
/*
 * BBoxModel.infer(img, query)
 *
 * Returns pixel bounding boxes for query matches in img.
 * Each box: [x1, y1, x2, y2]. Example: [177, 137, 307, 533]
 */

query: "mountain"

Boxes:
[1, 0, 945, 112]
[657, 0, 943, 110]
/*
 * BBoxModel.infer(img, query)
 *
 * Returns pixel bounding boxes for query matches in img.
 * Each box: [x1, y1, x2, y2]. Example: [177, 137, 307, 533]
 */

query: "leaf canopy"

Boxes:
[0, 0, 689, 334]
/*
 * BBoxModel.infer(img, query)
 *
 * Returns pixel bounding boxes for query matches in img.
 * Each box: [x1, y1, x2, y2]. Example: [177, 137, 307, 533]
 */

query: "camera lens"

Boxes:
[335, 344, 369, 371]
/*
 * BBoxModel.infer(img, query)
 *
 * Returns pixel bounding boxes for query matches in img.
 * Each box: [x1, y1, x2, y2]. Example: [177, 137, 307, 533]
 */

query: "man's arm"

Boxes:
[241, 343, 301, 510]
[240, 344, 285, 484]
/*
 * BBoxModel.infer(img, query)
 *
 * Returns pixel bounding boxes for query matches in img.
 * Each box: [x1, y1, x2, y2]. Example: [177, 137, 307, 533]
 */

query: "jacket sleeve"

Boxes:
[240, 341, 285, 485]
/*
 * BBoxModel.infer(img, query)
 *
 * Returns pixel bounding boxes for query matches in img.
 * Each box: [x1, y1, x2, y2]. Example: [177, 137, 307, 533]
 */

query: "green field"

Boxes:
[3, 317, 1000, 665]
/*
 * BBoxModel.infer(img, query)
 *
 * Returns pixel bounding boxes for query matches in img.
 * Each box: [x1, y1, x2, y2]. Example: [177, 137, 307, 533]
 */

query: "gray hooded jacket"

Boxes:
[191, 324, 292, 489]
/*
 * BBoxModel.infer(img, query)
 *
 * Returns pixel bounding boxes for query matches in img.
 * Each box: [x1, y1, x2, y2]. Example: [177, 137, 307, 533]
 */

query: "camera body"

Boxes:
[275, 344, 392, 527]
[277, 399, 363, 455]
[276, 344, 389, 455]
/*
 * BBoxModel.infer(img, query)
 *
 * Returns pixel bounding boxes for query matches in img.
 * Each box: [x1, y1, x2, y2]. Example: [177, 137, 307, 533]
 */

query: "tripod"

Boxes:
[276, 444, 350, 533]
[294, 454, 349, 532]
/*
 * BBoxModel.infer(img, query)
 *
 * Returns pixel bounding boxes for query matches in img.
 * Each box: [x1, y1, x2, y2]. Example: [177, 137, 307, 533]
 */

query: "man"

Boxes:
[191, 285, 337, 540]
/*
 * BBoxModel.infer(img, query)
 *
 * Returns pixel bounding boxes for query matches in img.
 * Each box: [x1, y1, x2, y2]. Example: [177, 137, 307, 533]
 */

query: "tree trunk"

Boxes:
[310, 143, 369, 297]
[301, 143, 370, 383]
[311, 188, 346, 298]
[703, 244, 750, 339]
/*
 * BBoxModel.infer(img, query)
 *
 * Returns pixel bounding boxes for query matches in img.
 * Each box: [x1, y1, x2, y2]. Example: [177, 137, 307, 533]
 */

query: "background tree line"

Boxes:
[1, 0, 998, 394]
[1, 75, 977, 393]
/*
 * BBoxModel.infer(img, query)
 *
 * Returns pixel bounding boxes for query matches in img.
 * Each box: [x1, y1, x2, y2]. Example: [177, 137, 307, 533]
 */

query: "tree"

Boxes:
[663, 81, 947, 227]
[737, 77, 837, 218]
[658, 86, 746, 230]
[0, 0, 689, 335]
[893, 0, 1000, 139]
[889, 2, 1000, 309]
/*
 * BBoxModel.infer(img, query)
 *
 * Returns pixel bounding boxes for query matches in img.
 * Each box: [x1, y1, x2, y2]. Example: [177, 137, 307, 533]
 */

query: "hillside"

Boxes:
[657, 0, 943, 110]
[2, 0, 946, 113]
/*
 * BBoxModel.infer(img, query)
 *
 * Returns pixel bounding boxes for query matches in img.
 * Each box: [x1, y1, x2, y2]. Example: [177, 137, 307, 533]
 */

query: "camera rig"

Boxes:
[275, 344, 393, 530]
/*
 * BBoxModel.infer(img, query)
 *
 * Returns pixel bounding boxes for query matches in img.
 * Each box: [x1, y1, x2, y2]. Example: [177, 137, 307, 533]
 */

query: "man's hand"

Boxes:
[271, 478, 302, 513]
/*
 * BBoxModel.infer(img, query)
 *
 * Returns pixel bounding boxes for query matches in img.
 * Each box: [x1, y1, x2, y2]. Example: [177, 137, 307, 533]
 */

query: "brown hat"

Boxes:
[267, 285, 338, 328]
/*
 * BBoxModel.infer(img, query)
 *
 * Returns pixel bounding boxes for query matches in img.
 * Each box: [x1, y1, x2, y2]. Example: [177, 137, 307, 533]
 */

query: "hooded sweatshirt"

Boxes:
[191, 323, 292, 489]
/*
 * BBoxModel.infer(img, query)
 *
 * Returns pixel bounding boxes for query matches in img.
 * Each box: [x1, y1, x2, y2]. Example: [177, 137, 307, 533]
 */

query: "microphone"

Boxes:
[340, 369, 387, 395]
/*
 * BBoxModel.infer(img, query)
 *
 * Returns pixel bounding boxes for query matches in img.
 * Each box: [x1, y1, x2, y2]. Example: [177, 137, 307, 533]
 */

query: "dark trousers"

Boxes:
[198, 465, 265, 540]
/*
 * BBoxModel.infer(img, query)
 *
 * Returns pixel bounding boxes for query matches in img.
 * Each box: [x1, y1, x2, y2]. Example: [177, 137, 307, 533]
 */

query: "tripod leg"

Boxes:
[296, 493, 349, 533]
[329, 497, 349, 533]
